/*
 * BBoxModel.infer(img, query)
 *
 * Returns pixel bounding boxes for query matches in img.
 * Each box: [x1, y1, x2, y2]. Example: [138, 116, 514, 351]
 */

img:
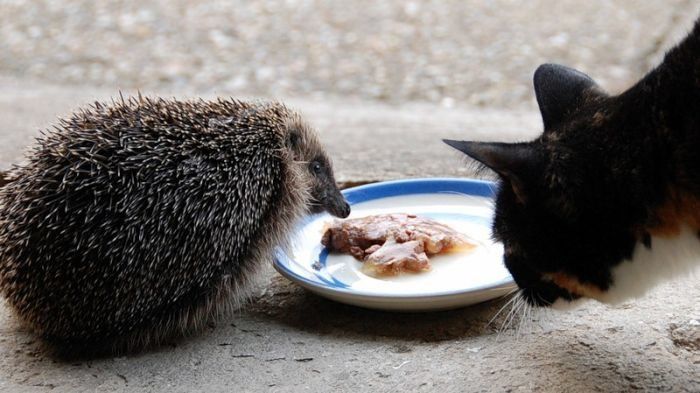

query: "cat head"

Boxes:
[445, 64, 649, 307]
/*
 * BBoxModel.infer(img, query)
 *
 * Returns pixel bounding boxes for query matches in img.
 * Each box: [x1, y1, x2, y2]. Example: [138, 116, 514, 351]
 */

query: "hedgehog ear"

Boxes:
[443, 139, 541, 204]
[534, 64, 602, 130]
[286, 131, 301, 158]
[286, 132, 299, 148]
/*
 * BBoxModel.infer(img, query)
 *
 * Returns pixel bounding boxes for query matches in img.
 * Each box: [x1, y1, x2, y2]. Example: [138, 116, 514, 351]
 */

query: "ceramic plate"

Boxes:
[273, 178, 516, 311]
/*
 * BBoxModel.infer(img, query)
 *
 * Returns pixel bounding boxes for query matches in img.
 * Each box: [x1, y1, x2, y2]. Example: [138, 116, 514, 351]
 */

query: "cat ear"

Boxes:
[534, 63, 600, 130]
[443, 139, 538, 204]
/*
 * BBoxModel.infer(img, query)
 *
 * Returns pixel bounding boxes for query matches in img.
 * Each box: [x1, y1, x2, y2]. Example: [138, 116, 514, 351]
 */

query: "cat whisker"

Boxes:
[496, 297, 518, 339]
[516, 301, 527, 337]
[515, 296, 531, 339]
[487, 290, 520, 328]
[501, 292, 522, 324]
[534, 293, 554, 330]
[518, 300, 534, 338]
[536, 293, 552, 306]
[499, 294, 524, 336]
[497, 286, 519, 298]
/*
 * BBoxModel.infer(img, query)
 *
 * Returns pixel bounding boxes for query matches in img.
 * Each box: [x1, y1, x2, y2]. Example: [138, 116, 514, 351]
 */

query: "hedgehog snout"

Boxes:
[309, 181, 350, 218]
[323, 189, 351, 218]
[305, 157, 350, 218]
[331, 198, 351, 218]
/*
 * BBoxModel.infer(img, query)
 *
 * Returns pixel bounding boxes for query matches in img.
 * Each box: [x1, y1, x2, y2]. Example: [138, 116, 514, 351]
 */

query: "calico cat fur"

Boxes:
[445, 17, 700, 307]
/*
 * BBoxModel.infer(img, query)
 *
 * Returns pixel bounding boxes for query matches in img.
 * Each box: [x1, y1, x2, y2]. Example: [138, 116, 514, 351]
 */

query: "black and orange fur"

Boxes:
[446, 17, 700, 306]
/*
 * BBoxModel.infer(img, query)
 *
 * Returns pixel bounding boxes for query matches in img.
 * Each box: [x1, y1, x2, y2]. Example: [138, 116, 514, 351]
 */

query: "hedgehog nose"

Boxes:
[338, 201, 351, 218]
[327, 198, 351, 218]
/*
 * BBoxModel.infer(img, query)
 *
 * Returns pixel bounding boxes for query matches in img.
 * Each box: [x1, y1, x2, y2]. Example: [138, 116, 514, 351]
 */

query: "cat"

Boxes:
[445, 17, 700, 308]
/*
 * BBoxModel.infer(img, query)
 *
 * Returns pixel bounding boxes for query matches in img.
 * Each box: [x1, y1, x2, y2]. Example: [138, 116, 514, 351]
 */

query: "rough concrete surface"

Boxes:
[0, 0, 696, 107]
[0, 77, 698, 393]
[0, 76, 540, 181]
[1, 1, 700, 392]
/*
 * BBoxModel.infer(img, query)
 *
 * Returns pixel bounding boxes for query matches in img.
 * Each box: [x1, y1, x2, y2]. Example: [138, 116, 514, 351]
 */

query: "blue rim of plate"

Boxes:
[273, 177, 514, 300]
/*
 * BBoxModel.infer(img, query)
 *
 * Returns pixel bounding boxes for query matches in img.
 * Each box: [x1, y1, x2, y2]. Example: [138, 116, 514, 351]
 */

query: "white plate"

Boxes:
[273, 178, 516, 311]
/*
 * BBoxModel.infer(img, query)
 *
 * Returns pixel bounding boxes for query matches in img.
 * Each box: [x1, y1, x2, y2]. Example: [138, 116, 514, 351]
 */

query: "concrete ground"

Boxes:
[1, 0, 698, 108]
[1, 1, 700, 392]
[1, 77, 698, 393]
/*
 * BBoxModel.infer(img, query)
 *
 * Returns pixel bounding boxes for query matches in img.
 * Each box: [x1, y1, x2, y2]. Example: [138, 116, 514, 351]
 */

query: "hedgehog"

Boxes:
[0, 96, 350, 356]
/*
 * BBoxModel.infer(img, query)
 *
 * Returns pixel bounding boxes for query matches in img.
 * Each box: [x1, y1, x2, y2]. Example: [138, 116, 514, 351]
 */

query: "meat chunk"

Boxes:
[362, 237, 431, 276]
[321, 213, 475, 276]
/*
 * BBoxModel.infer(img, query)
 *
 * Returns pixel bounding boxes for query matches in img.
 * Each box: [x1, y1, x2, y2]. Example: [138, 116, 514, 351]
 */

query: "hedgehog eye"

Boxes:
[311, 161, 323, 174]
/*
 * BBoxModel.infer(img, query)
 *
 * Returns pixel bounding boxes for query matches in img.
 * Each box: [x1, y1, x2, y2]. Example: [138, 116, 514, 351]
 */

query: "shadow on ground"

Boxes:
[246, 275, 513, 342]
